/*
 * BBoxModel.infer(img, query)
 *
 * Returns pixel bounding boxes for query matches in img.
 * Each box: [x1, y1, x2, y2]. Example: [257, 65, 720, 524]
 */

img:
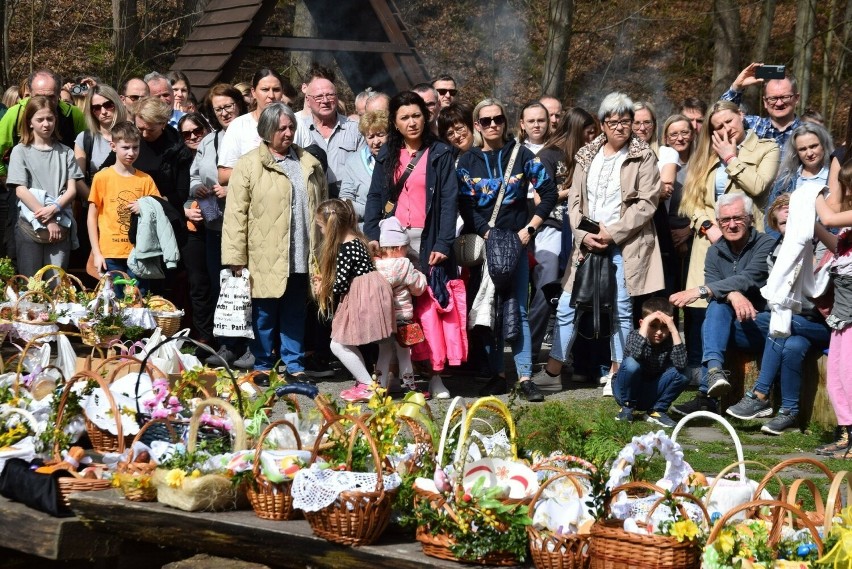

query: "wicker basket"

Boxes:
[751, 457, 836, 528]
[12, 290, 58, 343]
[303, 414, 396, 546]
[588, 481, 709, 569]
[57, 476, 111, 507]
[528, 458, 597, 569]
[117, 418, 178, 478]
[154, 398, 248, 512]
[414, 396, 531, 565]
[33, 264, 88, 303]
[56, 370, 133, 454]
[246, 419, 303, 521]
[147, 296, 183, 337]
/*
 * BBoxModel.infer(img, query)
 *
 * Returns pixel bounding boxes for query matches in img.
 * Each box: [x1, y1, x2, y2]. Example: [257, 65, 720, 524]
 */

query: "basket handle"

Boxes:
[133, 335, 242, 416]
[669, 411, 745, 481]
[32, 264, 67, 282]
[824, 470, 852, 536]
[533, 454, 597, 475]
[528, 470, 590, 520]
[54, 370, 127, 456]
[0, 406, 39, 434]
[130, 417, 178, 448]
[13, 289, 56, 311]
[787, 478, 825, 527]
[607, 480, 711, 528]
[456, 397, 518, 465]
[251, 418, 302, 479]
[752, 457, 835, 503]
[703, 459, 777, 505]
[436, 396, 466, 470]
[186, 397, 247, 452]
[705, 499, 824, 556]
[307, 413, 387, 494]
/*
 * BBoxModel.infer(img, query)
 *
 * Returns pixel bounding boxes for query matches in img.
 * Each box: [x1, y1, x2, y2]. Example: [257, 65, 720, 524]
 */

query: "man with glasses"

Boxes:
[432, 74, 457, 109]
[721, 63, 802, 154]
[120, 77, 149, 114]
[411, 83, 440, 136]
[670, 193, 775, 415]
[0, 69, 86, 259]
[294, 71, 363, 199]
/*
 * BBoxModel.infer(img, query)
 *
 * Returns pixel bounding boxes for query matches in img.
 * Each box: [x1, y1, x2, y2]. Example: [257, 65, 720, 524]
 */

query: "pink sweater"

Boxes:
[374, 256, 427, 323]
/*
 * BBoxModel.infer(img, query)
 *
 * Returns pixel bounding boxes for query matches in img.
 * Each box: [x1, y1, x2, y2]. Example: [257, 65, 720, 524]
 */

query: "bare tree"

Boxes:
[112, 0, 139, 59]
[792, 0, 816, 110]
[540, 0, 574, 98]
[711, 0, 741, 100]
[828, 0, 852, 129]
[290, 0, 317, 88]
[180, 0, 209, 40]
[750, 0, 776, 64]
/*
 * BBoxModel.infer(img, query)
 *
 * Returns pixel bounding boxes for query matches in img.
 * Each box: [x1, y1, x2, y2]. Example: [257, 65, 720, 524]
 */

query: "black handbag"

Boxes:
[569, 250, 616, 339]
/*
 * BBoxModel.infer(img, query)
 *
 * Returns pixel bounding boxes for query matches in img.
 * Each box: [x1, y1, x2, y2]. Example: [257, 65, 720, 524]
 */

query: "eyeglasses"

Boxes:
[124, 95, 142, 102]
[604, 119, 633, 129]
[91, 100, 116, 113]
[477, 115, 506, 128]
[632, 120, 654, 129]
[667, 130, 692, 140]
[309, 93, 337, 102]
[213, 103, 236, 116]
[763, 94, 796, 105]
[181, 126, 206, 140]
[444, 124, 469, 139]
[436, 88, 457, 97]
[718, 215, 750, 226]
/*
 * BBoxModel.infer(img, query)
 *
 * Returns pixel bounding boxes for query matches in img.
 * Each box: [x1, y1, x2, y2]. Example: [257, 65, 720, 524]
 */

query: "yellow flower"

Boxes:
[717, 531, 736, 554]
[190, 469, 201, 478]
[165, 469, 186, 488]
[670, 519, 699, 542]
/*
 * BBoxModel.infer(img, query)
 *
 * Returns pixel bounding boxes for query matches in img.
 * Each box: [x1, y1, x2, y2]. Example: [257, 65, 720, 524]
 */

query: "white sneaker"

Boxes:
[601, 374, 614, 397]
[599, 371, 613, 386]
[429, 375, 450, 399]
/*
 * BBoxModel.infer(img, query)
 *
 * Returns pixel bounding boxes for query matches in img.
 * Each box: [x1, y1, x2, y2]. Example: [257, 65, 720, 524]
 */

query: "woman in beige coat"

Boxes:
[671, 100, 779, 382]
[222, 102, 328, 377]
[532, 92, 663, 395]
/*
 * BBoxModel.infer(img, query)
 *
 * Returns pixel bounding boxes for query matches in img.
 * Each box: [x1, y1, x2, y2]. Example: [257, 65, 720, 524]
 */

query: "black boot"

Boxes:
[479, 375, 509, 396]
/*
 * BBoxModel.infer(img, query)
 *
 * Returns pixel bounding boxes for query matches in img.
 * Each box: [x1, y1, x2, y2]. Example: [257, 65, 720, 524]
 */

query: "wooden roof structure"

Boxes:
[170, 0, 429, 97]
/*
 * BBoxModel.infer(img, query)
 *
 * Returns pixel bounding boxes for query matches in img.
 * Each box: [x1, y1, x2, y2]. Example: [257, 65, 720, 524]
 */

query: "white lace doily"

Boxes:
[291, 465, 401, 512]
[12, 322, 57, 343]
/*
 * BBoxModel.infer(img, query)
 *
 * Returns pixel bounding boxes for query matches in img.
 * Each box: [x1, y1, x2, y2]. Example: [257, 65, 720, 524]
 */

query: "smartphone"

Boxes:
[755, 65, 785, 80]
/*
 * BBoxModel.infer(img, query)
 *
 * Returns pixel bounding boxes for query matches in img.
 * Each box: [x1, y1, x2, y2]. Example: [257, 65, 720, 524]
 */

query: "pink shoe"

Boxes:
[340, 382, 374, 403]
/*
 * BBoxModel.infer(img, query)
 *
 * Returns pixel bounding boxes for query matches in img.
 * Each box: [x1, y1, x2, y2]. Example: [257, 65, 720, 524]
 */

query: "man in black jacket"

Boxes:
[670, 193, 776, 415]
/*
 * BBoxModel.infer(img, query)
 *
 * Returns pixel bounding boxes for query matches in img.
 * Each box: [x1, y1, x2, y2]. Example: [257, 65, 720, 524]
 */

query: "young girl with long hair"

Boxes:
[315, 199, 396, 402]
[6, 95, 82, 276]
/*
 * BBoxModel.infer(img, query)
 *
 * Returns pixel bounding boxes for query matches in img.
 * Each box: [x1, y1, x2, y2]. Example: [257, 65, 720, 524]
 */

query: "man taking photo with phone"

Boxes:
[720, 62, 801, 156]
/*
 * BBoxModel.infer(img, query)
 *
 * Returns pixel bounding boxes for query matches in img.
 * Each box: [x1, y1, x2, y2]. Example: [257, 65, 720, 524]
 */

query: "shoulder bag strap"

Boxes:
[487, 142, 522, 228]
[383, 146, 426, 218]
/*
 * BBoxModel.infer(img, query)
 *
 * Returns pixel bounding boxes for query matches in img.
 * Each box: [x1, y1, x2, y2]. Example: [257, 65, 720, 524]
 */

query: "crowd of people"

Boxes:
[1, 62, 851, 456]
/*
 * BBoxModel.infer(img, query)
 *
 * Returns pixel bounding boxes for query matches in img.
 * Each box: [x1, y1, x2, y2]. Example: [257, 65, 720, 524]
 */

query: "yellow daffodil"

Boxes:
[717, 531, 736, 554]
[190, 469, 201, 478]
[670, 519, 699, 543]
[165, 468, 186, 488]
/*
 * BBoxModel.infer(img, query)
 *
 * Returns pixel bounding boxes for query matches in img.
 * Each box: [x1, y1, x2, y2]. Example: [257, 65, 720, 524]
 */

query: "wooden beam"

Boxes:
[176, 38, 243, 57]
[245, 36, 413, 54]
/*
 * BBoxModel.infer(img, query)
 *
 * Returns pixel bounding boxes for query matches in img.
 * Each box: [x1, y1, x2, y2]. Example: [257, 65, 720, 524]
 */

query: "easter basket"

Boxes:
[245, 418, 306, 521]
[413, 396, 537, 566]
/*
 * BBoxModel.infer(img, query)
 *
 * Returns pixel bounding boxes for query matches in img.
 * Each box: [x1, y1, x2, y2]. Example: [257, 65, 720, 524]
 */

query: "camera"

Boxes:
[755, 65, 785, 80]
[70, 84, 88, 96]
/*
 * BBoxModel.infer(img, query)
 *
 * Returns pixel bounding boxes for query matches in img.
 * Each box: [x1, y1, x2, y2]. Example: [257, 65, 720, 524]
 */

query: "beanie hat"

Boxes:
[379, 216, 410, 247]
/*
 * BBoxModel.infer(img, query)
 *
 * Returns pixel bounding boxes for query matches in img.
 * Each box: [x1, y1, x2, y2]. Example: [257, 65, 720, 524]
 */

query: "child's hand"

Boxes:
[212, 184, 228, 199]
[194, 185, 210, 198]
[34, 203, 58, 224]
[129, 201, 141, 215]
[185, 207, 203, 222]
[93, 253, 107, 275]
[46, 220, 61, 242]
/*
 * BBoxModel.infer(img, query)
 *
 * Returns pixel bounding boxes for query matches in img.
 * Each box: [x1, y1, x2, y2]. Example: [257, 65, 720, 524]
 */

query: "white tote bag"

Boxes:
[213, 268, 254, 339]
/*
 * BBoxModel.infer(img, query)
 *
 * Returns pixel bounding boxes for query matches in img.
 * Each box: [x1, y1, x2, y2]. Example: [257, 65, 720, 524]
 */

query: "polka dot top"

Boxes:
[333, 239, 375, 299]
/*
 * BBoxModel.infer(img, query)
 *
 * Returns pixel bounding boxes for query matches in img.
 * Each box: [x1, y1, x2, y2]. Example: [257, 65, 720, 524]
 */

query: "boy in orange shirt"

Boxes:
[87, 122, 160, 292]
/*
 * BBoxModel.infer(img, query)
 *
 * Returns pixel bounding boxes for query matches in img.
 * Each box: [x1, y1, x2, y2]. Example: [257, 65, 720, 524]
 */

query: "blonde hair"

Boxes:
[132, 96, 171, 125]
[766, 193, 790, 233]
[679, 100, 743, 219]
[314, 199, 370, 316]
[83, 84, 126, 133]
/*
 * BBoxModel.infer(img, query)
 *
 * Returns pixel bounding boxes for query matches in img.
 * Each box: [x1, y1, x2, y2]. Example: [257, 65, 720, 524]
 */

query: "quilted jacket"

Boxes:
[221, 142, 328, 298]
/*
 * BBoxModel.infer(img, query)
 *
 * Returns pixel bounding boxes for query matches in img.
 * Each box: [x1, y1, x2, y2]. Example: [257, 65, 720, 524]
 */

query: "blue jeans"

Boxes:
[251, 273, 308, 372]
[550, 245, 632, 365]
[484, 253, 533, 379]
[614, 357, 689, 412]
[752, 312, 830, 414]
[700, 299, 765, 393]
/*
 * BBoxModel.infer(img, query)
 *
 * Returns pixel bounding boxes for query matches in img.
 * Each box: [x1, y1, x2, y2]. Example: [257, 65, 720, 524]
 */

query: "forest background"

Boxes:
[0, 0, 850, 136]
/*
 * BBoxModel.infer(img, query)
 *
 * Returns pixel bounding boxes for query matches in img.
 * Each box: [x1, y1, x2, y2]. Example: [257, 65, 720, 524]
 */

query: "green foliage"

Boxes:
[123, 325, 147, 341]
[0, 257, 15, 281]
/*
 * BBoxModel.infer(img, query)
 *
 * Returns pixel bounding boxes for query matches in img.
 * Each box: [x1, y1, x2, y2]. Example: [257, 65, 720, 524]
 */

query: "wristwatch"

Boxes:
[699, 220, 713, 236]
[527, 226, 536, 236]
[698, 285, 710, 299]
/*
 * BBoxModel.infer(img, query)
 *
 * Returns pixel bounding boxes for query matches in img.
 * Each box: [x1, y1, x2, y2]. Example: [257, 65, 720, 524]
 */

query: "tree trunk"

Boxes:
[112, 0, 138, 58]
[180, 0, 208, 39]
[829, 0, 852, 130]
[821, 0, 837, 119]
[290, 0, 317, 91]
[540, 0, 574, 98]
[792, 0, 815, 111]
[0, 0, 8, 87]
[747, 0, 776, 112]
[711, 0, 741, 100]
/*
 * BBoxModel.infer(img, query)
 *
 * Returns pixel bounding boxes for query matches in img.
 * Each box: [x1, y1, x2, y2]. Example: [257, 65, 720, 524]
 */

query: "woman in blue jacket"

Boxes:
[457, 98, 557, 402]
[364, 91, 459, 398]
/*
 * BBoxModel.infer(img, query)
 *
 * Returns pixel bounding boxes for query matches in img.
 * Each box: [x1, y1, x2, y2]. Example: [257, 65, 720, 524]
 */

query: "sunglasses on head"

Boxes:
[91, 100, 116, 113]
[436, 88, 457, 97]
[181, 126, 205, 140]
[477, 115, 506, 128]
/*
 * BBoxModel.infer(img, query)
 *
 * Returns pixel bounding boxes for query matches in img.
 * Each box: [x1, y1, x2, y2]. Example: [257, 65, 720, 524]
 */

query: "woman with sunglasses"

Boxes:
[532, 92, 664, 401]
[457, 98, 557, 402]
[363, 91, 459, 398]
[74, 85, 127, 196]
[190, 84, 249, 368]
